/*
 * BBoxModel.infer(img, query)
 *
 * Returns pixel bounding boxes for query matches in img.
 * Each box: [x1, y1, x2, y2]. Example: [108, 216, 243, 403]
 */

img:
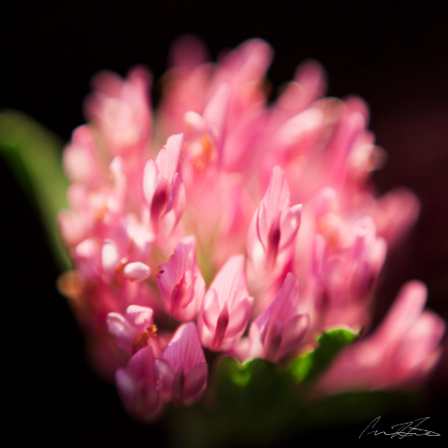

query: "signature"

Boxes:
[359, 416, 441, 439]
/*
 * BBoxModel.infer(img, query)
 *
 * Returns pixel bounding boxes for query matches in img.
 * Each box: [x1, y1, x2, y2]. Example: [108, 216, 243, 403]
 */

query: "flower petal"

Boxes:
[123, 261, 151, 281]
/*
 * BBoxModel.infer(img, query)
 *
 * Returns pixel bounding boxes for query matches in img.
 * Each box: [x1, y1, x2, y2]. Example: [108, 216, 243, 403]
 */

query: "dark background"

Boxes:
[2, 0, 448, 445]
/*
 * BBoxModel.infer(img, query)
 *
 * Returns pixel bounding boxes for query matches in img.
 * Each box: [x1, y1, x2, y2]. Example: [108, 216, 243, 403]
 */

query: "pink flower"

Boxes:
[143, 133, 186, 238]
[107, 305, 158, 356]
[157, 236, 205, 322]
[57, 36, 445, 421]
[317, 281, 445, 393]
[156, 322, 208, 406]
[246, 166, 302, 300]
[198, 255, 253, 351]
[101, 214, 152, 283]
[115, 345, 163, 422]
[241, 273, 309, 363]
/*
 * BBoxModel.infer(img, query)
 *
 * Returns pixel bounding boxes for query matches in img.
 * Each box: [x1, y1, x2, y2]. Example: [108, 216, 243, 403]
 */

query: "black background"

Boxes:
[1, 0, 448, 445]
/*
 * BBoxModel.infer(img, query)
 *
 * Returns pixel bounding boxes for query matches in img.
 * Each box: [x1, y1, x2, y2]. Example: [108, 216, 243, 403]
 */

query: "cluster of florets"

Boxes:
[58, 37, 444, 422]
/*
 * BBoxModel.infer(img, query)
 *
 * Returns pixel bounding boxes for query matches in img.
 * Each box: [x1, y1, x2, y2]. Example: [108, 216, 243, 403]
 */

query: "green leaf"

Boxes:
[289, 327, 359, 383]
[167, 327, 418, 448]
[211, 357, 300, 446]
[0, 109, 70, 270]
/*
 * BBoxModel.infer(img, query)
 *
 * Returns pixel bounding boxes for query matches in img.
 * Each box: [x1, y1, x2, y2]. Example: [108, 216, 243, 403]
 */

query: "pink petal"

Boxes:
[75, 238, 99, 259]
[293, 59, 326, 106]
[124, 305, 154, 330]
[328, 112, 365, 188]
[200, 256, 252, 351]
[163, 322, 206, 373]
[207, 255, 249, 308]
[374, 281, 427, 344]
[165, 172, 186, 223]
[142, 158, 158, 205]
[125, 344, 157, 385]
[272, 108, 324, 154]
[202, 289, 222, 331]
[115, 368, 137, 411]
[63, 140, 96, 184]
[269, 272, 301, 321]
[184, 111, 206, 134]
[372, 188, 420, 246]
[256, 201, 268, 250]
[265, 319, 283, 361]
[263, 166, 290, 225]
[115, 346, 161, 421]
[203, 81, 231, 152]
[395, 311, 445, 372]
[155, 133, 183, 183]
[279, 203, 302, 250]
[168, 34, 209, 71]
[157, 236, 205, 321]
[154, 356, 175, 401]
[101, 240, 120, 275]
[182, 363, 208, 404]
[278, 313, 309, 358]
[150, 177, 170, 223]
[123, 261, 151, 281]
[234, 38, 273, 81]
[225, 297, 253, 338]
[107, 312, 135, 354]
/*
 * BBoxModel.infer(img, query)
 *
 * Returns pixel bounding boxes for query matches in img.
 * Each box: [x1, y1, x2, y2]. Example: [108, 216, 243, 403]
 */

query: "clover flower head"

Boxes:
[57, 36, 444, 422]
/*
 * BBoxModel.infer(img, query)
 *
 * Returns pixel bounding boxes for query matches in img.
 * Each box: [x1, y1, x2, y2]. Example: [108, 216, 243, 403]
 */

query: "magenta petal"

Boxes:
[395, 312, 445, 373]
[125, 343, 155, 379]
[209, 255, 249, 307]
[269, 273, 301, 321]
[263, 166, 290, 224]
[124, 305, 154, 330]
[157, 263, 177, 306]
[203, 81, 231, 150]
[154, 356, 175, 401]
[169, 35, 209, 70]
[150, 177, 170, 222]
[254, 312, 270, 346]
[107, 312, 135, 354]
[374, 281, 427, 344]
[202, 289, 222, 331]
[256, 201, 268, 250]
[165, 172, 186, 224]
[279, 204, 302, 250]
[111, 218, 132, 255]
[182, 363, 208, 404]
[157, 236, 205, 321]
[279, 313, 309, 357]
[225, 297, 253, 338]
[184, 110, 206, 133]
[163, 322, 206, 373]
[116, 346, 161, 421]
[101, 240, 120, 275]
[156, 133, 183, 182]
[115, 368, 137, 411]
[200, 255, 251, 351]
[123, 262, 151, 281]
[265, 319, 284, 361]
[142, 158, 158, 205]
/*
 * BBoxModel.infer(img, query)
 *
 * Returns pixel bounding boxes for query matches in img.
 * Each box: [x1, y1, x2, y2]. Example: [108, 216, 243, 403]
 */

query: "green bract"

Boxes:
[0, 110, 70, 270]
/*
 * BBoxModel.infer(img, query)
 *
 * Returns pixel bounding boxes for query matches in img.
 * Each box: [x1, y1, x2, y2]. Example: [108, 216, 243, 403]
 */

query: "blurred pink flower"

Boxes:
[238, 272, 309, 363]
[198, 255, 253, 352]
[157, 236, 206, 322]
[156, 322, 208, 406]
[116, 345, 163, 422]
[57, 36, 444, 421]
[317, 281, 445, 392]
